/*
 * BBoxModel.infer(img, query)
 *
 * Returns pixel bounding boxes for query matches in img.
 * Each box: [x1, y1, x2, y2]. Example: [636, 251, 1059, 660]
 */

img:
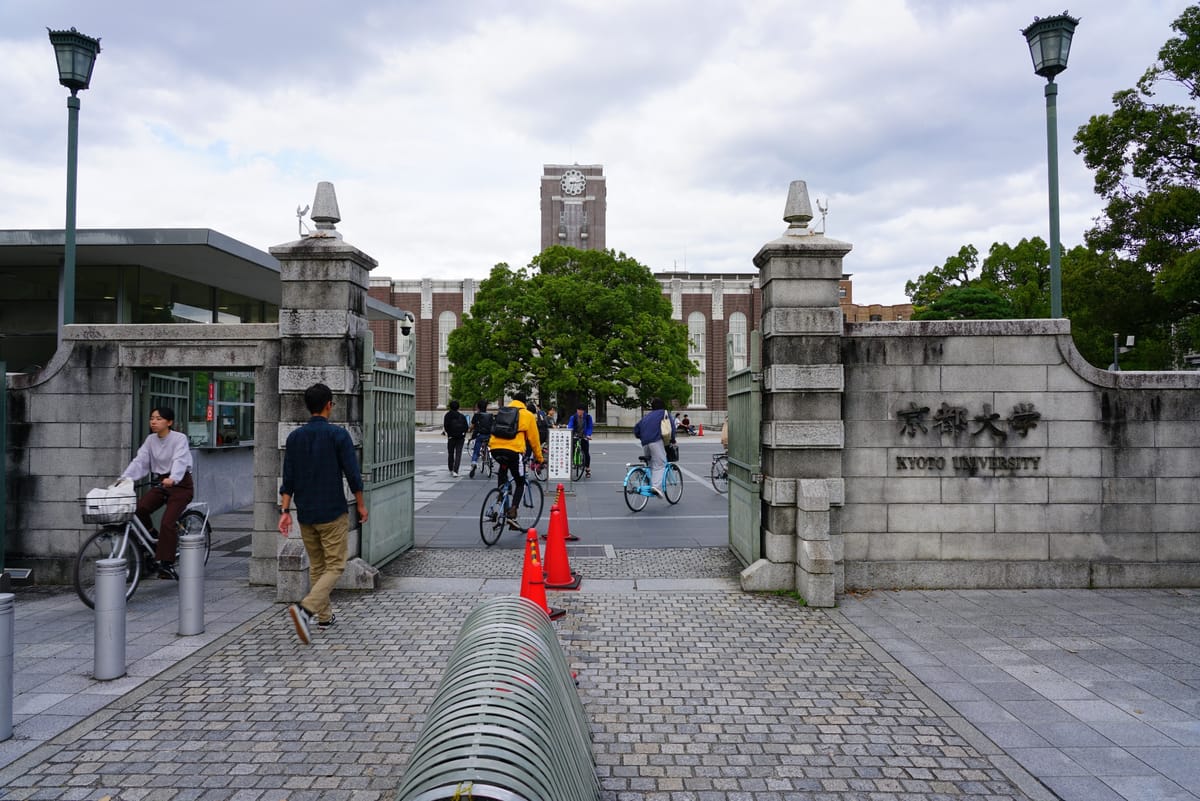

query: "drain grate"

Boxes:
[566, 544, 615, 559]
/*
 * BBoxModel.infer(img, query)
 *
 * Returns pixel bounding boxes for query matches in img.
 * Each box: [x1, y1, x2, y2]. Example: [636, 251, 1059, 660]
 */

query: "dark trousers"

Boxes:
[492, 448, 525, 511]
[134, 472, 194, 561]
[447, 436, 465, 473]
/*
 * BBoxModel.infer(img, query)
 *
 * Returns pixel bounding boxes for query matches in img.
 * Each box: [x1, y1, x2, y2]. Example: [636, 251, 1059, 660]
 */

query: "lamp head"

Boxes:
[1022, 13, 1079, 81]
[47, 27, 101, 95]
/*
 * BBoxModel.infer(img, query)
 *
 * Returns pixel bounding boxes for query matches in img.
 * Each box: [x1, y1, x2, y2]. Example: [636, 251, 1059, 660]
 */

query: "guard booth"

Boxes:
[727, 332, 762, 566]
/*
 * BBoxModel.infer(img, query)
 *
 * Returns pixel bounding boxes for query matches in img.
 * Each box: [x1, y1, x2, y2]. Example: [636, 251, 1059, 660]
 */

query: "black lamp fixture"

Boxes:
[1022, 13, 1079, 80]
[48, 26, 101, 94]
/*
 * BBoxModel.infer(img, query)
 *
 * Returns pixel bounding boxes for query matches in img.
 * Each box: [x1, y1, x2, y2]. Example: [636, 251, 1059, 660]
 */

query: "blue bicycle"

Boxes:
[622, 455, 683, 511]
[479, 475, 545, 546]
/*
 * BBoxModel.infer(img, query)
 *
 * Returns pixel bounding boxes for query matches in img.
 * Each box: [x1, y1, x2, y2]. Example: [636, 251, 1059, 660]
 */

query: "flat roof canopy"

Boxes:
[0, 228, 410, 322]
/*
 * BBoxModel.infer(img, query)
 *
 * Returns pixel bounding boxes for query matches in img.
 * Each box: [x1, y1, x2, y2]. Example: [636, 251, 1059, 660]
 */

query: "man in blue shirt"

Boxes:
[278, 383, 368, 644]
[566, 404, 594, 478]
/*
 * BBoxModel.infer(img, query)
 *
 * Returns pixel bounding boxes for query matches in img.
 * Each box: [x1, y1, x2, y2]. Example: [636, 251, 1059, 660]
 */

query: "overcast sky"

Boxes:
[1, 0, 1192, 304]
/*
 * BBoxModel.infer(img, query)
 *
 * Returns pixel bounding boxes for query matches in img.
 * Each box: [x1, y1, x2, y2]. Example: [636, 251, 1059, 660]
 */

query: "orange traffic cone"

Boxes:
[544, 506, 582, 590]
[520, 528, 565, 619]
[698, 423, 704, 436]
[556, 483, 579, 542]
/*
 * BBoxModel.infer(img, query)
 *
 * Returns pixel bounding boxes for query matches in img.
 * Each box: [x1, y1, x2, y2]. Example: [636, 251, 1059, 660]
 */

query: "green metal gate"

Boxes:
[1, 361, 7, 577]
[360, 332, 415, 565]
[727, 332, 762, 566]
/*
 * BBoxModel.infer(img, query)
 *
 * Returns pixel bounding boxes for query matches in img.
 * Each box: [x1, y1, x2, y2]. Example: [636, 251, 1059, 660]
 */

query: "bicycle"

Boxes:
[528, 451, 548, 483]
[711, 452, 729, 493]
[571, 436, 587, 481]
[622, 455, 683, 512]
[470, 439, 495, 479]
[74, 490, 213, 609]
[479, 475, 545, 546]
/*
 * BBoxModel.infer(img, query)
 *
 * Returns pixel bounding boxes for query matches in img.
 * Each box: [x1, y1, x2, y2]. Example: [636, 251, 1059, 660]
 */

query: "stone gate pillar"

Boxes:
[741, 181, 851, 607]
[261, 181, 379, 598]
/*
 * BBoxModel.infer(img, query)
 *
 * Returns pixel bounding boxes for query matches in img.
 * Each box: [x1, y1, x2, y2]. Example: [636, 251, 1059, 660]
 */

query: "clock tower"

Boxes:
[540, 164, 606, 251]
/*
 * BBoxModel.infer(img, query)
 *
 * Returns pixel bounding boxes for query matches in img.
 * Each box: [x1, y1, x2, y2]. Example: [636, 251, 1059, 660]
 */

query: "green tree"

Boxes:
[905, 245, 980, 308]
[447, 246, 695, 409]
[1073, 3, 1200, 361]
[911, 285, 1015, 320]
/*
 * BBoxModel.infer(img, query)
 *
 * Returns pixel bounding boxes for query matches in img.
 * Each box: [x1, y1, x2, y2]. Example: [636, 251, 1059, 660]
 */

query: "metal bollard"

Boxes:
[0, 593, 13, 741]
[93, 558, 127, 680]
[177, 534, 205, 636]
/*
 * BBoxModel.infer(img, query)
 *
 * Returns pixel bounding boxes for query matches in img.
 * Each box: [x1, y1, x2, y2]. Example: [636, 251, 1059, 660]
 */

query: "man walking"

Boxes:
[278, 383, 368, 644]
[442, 399, 469, 476]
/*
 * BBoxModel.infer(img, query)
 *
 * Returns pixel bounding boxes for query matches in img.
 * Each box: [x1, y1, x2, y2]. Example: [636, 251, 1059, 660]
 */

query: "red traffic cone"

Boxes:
[556, 483, 579, 542]
[544, 506, 582, 590]
[698, 423, 704, 436]
[519, 528, 565, 619]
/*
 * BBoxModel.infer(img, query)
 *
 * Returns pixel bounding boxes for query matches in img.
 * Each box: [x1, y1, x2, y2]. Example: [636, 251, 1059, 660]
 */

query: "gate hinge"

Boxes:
[751, 472, 764, 484]
[750, 371, 763, 383]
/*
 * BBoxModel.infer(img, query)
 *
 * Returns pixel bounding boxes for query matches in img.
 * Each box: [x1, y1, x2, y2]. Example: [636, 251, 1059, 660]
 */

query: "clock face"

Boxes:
[560, 169, 586, 196]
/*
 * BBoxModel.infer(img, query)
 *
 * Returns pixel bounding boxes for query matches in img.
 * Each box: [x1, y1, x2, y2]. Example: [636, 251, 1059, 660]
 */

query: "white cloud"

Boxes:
[1, 0, 1193, 305]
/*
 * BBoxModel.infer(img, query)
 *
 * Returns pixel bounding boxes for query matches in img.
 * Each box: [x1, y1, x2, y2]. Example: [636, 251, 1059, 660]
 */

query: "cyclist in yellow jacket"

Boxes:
[489, 391, 544, 530]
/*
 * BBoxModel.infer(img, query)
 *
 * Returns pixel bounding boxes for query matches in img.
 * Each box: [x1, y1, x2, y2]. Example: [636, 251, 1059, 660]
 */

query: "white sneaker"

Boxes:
[288, 604, 312, 645]
[651, 486, 665, 499]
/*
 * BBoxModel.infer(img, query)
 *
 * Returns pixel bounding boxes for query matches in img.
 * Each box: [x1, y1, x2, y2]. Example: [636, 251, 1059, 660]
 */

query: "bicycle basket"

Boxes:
[81, 489, 136, 524]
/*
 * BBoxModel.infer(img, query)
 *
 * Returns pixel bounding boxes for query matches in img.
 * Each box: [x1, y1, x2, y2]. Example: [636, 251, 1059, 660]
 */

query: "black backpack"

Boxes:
[446, 411, 469, 437]
[492, 406, 521, 439]
[473, 411, 493, 436]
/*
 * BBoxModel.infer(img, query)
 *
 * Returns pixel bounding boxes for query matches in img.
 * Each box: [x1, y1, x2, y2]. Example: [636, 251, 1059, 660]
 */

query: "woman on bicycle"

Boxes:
[119, 406, 193, 579]
[489, 392, 543, 530]
[566, 403, 593, 478]
[633, 398, 676, 499]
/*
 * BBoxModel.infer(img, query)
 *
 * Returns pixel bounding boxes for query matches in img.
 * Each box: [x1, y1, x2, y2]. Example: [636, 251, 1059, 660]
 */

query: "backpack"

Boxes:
[446, 411, 469, 437]
[492, 406, 521, 439]
[473, 411, 493, 436]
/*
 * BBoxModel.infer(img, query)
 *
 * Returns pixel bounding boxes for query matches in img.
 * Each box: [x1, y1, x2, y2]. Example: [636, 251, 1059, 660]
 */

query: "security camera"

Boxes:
[399, 312, 414, 337]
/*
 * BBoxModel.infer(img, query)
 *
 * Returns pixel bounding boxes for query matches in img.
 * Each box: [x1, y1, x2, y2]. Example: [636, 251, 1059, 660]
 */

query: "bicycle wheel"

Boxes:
[74, 526, 142, 609]
[532, 459, 548, 483]
[711, 455, 729, 493]
[479, 487, 506, 546]
[664, 463, 684, 504]
[571, 442, 585, 481]
[176, 510, 212, 564]
[482, 454, 495, 479]
[624, 467, 650, 512]
[518, 480, 545, 530]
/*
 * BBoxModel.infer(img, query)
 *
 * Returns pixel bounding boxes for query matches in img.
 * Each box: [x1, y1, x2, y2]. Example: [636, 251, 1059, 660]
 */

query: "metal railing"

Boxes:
[395, 596, 598, 801]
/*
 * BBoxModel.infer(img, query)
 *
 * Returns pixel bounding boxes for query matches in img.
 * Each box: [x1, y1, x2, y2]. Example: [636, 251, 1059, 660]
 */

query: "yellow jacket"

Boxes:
[489, 400, 544, 461]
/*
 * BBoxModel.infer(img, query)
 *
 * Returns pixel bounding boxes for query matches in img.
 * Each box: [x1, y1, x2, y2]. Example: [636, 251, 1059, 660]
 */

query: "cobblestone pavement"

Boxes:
[0, 546, 1046, 801]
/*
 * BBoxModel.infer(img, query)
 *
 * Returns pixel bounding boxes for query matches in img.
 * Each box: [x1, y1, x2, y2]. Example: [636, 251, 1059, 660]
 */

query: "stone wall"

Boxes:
[4, 324, 279, 583]
[842, 319, 1200, 589]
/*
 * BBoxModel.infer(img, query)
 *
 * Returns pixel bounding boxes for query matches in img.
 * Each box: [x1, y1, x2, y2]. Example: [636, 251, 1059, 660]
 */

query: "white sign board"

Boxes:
[548, 428, 571, 482]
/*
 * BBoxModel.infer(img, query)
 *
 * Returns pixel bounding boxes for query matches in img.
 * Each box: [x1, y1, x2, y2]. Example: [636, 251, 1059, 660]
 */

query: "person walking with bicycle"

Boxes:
[633, 397, 676, 499]
[489, 391, 543, 530]
[119, 406, 193, 579]
[566, 403, 593, 478]
[278, 383, 368, 645]
[467, 399, 492, 478]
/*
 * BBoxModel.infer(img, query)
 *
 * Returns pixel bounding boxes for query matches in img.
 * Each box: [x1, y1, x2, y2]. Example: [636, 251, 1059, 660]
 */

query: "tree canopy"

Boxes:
[447, 246, 695, 409]
[1073, 3, 1200, 358]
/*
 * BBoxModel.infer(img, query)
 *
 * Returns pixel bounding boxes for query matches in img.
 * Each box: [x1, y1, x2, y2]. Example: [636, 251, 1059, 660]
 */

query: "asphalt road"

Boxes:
[415, 432, 730, 550]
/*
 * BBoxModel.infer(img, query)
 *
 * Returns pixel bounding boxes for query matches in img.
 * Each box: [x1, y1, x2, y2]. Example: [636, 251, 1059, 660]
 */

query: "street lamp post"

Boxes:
[1022, 12, 1079, 319]
[47, 26, 101, 332]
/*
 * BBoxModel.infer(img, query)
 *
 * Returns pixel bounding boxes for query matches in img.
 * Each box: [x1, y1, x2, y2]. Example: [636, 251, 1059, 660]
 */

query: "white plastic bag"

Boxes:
[83, 479, 136, 524]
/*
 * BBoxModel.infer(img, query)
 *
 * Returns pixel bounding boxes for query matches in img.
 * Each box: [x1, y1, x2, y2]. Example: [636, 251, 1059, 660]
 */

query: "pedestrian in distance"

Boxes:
[488, 391, 544, 530]
[119, 406, 194, 579]
[443, 399, 469, 476]
[633, 397, 676, 498]
[278, 383, 368, 645]
[567, 403, 594, 477]
[467, 399, 493, 478]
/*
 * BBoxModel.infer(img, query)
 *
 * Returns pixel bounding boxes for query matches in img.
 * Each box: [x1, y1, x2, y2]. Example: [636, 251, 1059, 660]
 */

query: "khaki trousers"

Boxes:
[299, 513, 349, 623]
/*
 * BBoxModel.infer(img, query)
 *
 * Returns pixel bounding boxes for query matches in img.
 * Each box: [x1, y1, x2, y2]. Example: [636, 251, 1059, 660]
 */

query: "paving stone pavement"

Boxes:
[1, 553, 1048, 801]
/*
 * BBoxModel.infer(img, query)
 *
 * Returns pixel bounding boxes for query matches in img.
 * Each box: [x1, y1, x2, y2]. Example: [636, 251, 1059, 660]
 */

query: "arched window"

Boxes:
[438, 311, 457, 408]
[728, 312, 747, 372]
[688, 311, 706, 407]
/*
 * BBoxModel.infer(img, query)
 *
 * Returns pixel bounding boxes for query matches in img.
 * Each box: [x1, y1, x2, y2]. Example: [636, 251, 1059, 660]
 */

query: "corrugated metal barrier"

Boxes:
[395, 596, 598, 801]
